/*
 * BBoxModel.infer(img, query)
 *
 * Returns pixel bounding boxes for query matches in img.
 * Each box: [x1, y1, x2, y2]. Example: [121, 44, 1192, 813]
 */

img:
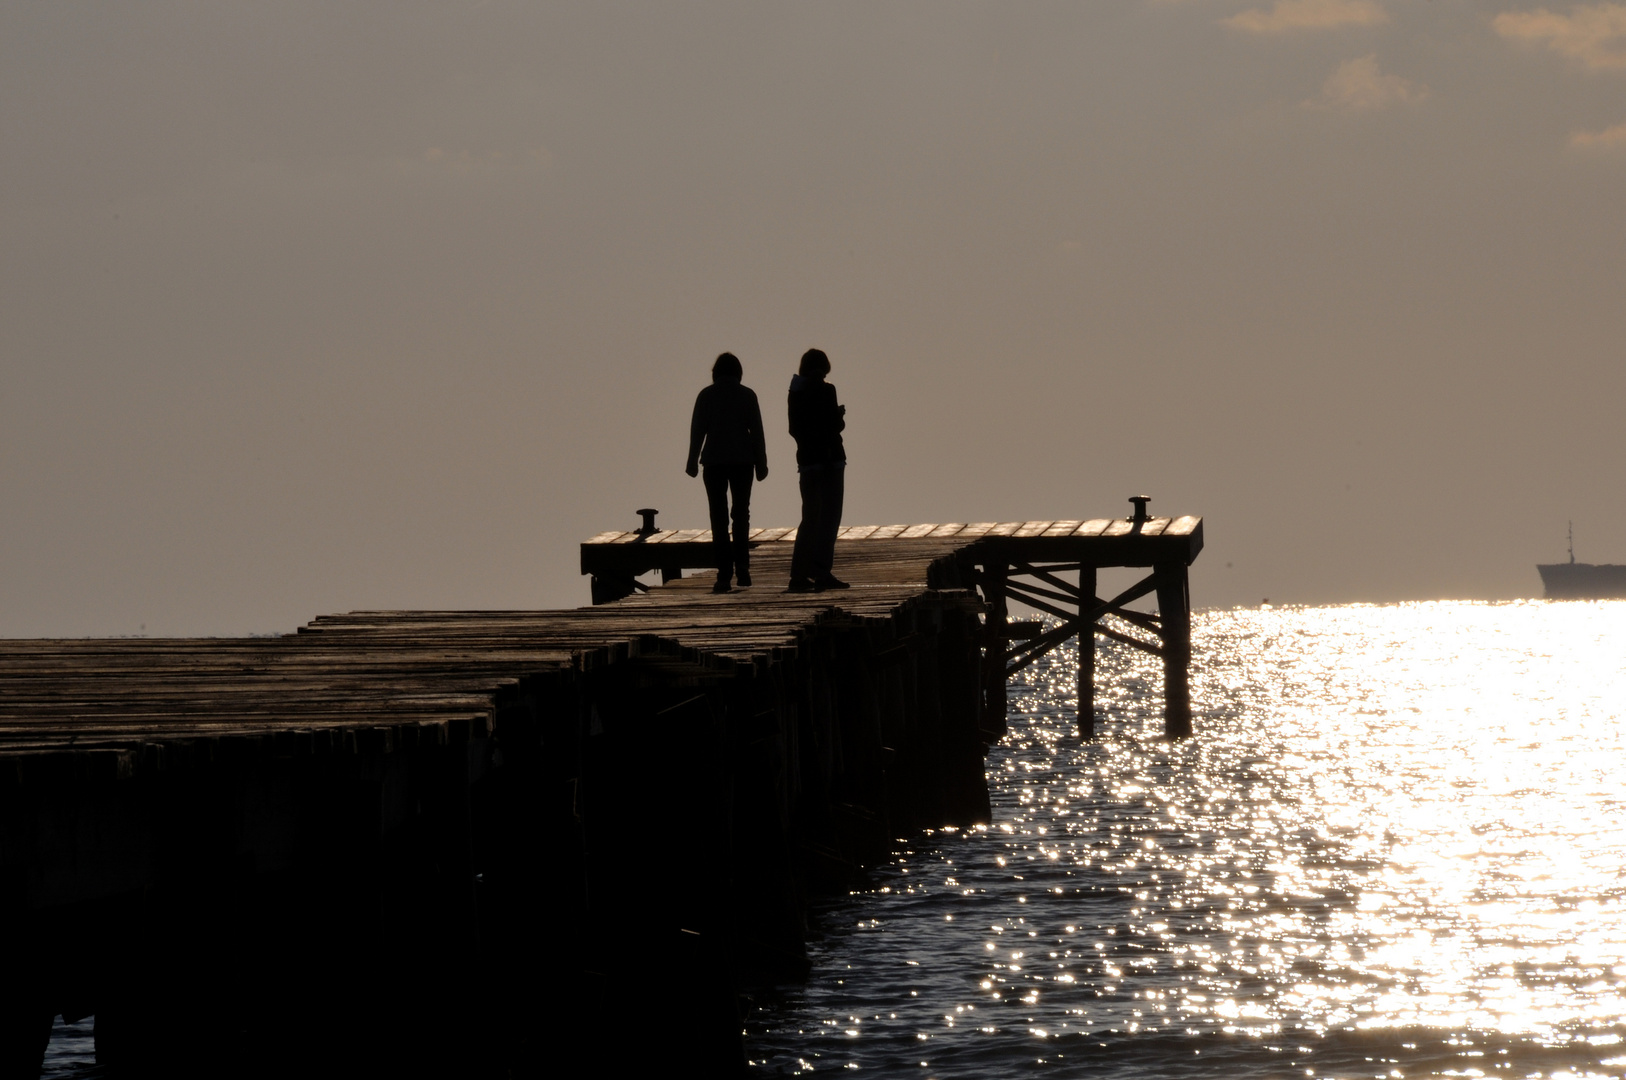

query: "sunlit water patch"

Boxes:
[744, 600, 1626, 1078]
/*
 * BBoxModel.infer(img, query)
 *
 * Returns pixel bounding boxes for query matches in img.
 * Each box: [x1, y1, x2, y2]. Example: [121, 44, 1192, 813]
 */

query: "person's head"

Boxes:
[712, 352, 743, 383]
[799, 349, 830, 379]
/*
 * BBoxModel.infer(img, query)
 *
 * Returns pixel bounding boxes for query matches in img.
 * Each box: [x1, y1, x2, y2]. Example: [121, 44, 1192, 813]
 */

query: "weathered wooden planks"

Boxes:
[1, 515, 1202, 768]
[581, 517, 1204, 587]
[574, 517, 1203, 545]
[0, 531, 984, 767]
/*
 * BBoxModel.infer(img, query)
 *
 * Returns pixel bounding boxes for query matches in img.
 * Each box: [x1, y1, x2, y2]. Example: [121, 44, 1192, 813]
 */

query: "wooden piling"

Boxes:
[981, 561, 1009, 742]
[1079, 566, 1097, 740]
[1155, 561, 1194, 739]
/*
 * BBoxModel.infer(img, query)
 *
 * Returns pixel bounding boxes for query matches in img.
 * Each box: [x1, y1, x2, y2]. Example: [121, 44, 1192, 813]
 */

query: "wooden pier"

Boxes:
[0, 510, 1200, 1077]
[583, 511, 1204, 739]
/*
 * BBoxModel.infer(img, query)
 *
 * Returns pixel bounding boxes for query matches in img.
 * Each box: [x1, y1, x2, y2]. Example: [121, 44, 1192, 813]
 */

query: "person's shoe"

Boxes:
[712, 579, 733, 594]
[813, 575, 850, 591]
[786, 578, 816, 593]
[735, 569, 753, 587]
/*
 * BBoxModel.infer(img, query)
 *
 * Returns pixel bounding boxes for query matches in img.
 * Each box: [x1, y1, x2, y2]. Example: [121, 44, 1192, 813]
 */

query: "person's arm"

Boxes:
[748, 390, 768, 481]
[787, 387, 806, 445]
[686, 387, 708, 477]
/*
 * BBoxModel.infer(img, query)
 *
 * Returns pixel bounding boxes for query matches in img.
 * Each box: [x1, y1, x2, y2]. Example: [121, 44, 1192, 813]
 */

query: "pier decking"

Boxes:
[0, 512, 1200, 1076]
[583, 514, 1205, 738]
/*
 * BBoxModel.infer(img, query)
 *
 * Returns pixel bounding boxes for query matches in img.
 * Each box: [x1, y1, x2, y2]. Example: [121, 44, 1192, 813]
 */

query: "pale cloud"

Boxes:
[1306, 54, 1429, 110]
[1225, 0, 1389, 34]
[1570, 120, 1626, 146]
[1494, 3, 1626, 70]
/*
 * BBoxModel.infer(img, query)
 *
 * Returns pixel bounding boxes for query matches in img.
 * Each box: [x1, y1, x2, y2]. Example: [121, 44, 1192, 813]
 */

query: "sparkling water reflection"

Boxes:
[745, 601, 1626, 1077]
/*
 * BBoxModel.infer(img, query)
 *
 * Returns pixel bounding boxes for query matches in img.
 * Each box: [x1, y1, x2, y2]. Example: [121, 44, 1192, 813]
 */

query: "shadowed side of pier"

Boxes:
[0, 546, 988, 1076]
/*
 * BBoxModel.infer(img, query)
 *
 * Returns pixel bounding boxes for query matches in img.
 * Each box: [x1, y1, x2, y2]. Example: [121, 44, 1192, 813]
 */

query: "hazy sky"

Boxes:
[3, 1, 1622, 636]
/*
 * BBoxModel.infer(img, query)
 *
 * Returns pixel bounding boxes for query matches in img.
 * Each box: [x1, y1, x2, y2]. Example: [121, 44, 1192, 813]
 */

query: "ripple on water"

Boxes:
[745, 600, 1626, 1078]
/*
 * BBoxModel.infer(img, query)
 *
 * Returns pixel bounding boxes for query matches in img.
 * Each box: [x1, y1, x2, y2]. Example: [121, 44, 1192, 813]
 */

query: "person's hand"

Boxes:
[685, 460, 698, 477]
[756, 464, 769, 482]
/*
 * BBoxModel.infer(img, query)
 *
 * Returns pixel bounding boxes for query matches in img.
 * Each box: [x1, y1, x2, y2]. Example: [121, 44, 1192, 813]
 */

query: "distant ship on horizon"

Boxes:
[1537, 521, 1626, 599]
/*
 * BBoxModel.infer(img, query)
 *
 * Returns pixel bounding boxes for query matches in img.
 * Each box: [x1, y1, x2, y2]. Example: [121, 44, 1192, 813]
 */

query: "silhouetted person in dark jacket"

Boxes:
[787, 348, 848, 592]
[687, 352, 768, 592]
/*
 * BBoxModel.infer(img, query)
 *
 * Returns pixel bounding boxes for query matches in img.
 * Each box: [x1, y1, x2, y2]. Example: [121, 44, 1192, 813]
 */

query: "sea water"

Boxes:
[744, 600, 1626, 1078]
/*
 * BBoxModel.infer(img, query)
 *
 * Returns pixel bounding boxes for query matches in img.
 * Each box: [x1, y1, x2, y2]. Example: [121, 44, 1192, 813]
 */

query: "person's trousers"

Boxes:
[790, 462, 844, 582]
[702, 463, 755, 582]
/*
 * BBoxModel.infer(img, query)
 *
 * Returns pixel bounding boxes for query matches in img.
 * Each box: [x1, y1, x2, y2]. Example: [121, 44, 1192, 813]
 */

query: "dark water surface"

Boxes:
[42, 1016, 96, 1078]
[744, 601, 1626, 1078]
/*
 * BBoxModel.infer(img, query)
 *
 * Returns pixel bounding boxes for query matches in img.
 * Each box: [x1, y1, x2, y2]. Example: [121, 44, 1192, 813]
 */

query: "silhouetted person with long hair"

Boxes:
[787, 348, 848, 592]
[687, 352, 768, 593]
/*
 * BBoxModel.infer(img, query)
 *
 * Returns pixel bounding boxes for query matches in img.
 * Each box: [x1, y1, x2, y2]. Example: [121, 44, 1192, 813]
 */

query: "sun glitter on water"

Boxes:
[745, 600, 1626, 1078]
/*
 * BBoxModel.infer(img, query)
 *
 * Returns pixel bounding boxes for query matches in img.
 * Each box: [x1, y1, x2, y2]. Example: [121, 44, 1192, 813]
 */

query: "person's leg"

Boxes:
[819, 465, 845, 579]
[813, 458, 852, 585]
[729, 465, 755, 585]
[789, 467, 821, 588]
[702, 466, 734, 587]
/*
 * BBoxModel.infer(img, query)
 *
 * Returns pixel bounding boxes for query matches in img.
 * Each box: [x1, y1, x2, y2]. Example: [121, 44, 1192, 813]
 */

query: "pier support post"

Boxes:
[1078, 566, 1096, 740]
[590, 574, 638, 605]
[1154, 562, 1192, 739]
[981, 562, 1008, 740]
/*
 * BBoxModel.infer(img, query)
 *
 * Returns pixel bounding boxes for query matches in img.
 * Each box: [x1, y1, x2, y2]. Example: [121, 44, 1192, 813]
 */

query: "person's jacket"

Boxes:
[688, 380, 768, 470]
[787, 374, 846, 469]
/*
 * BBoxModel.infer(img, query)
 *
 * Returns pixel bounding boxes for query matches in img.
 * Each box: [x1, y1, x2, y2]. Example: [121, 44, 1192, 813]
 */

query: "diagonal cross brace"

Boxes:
[1008, 565, 1164, 635]
[1002, 571, 1163, 677]
[1001, 577, 1163, 637]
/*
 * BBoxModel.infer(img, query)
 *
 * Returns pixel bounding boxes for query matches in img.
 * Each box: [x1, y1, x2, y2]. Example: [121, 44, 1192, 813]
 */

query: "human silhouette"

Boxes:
[787, 348, 848, 592]
[686, 352, 768, 593]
